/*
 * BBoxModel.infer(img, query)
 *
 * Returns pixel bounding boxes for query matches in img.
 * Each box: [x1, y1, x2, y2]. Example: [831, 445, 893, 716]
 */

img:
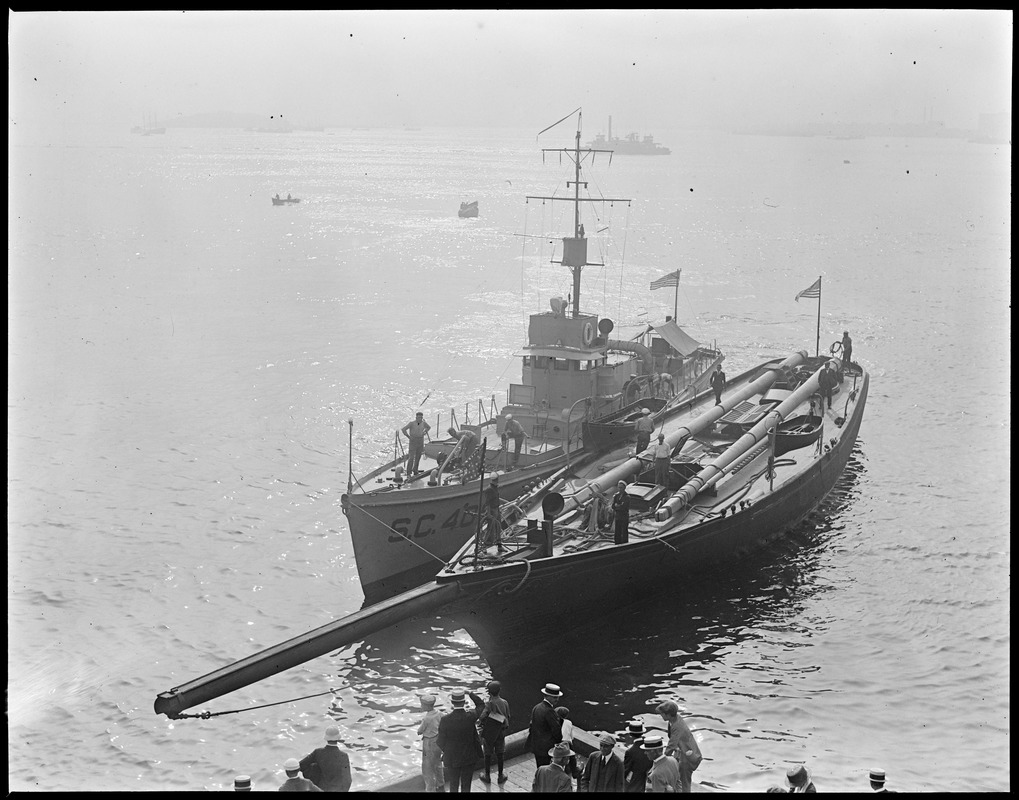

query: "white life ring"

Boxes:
[582, 322, 595, 346]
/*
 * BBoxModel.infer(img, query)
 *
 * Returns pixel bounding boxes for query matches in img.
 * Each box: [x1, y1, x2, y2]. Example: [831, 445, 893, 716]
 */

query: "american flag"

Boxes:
[650, 269, 681, 291]
[794, 277, 821, 302]
[459, 438, 487, 484]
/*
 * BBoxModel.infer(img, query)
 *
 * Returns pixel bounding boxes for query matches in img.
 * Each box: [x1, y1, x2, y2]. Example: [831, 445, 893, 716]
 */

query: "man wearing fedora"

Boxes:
[785, 764, 816, 793]
[436, 688, 484, 792]
[532, 742, 575, 792]
[279, 758, 323, 792]
[299, 725, 352, 792]
[580, 732, 625, 792]
[616, 719, 652, 793]
[656, 700, 702, 793]
[526, 683, 564, 768]
[642, 735, 680, 793]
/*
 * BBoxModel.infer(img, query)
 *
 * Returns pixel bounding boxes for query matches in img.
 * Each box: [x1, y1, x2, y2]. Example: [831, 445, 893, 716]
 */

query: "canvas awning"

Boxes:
[649, 320, 702, 357]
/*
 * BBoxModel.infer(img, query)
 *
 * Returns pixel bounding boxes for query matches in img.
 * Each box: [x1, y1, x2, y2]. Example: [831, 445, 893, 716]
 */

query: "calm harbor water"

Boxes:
[8, 124, 1009, 792]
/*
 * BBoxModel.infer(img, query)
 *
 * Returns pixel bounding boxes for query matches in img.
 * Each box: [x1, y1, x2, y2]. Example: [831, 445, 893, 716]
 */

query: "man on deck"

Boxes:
[634, 408, 655, 454]
[401, 411, 431, 474]
[502, 414, 527, 466]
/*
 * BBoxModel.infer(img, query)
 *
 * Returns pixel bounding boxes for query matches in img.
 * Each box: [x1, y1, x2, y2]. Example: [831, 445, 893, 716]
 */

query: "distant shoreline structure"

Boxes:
[733, 112, 1010, 143]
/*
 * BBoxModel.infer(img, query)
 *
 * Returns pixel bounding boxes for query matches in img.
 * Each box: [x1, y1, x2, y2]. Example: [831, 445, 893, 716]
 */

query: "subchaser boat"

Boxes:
[340, 112, 722, 605]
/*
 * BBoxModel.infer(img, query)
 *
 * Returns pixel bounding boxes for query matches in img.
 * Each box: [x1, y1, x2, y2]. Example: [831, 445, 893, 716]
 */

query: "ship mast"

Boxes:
[528, 111, 629, 319]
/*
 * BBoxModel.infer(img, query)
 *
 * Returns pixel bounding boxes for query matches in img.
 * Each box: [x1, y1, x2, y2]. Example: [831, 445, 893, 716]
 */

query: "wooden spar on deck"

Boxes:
[656, 358, 839, 521]
[154, 581, 460, 718]
[552, 351, 808, 519]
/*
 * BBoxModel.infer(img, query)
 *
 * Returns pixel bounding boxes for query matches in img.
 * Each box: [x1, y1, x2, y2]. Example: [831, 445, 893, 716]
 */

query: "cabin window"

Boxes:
[522, 356, 530, 368]
[554, 359, 570, 371]
[533, 356, 549, 369]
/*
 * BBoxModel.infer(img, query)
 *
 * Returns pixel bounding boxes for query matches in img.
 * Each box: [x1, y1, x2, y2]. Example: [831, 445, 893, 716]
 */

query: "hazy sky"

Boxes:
[8, 9, 1012, 132]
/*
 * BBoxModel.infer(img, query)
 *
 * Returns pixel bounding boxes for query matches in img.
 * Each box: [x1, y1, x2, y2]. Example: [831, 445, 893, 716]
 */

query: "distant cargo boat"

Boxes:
[458, 200, 479, 218]
[586, 115, 670, 155]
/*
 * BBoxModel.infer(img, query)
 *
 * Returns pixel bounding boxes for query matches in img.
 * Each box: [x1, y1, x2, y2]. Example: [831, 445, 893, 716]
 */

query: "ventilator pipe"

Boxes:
[554, 351, 808, 519]
[655, 358, 835, 522]
[605, 339, 654, 374]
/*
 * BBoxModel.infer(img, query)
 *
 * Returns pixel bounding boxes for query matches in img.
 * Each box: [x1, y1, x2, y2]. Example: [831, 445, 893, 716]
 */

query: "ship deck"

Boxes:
[442, 358, 867, 573]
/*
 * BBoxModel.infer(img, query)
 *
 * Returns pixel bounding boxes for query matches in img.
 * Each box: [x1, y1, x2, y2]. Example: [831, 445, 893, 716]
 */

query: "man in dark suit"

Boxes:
[526, 682, 564, 767]
[299, 725, 352, 792]
[581, 732, 625, 792]
[617, 719, 652, 793]
[612, 480, 631, 545]
[436, 688, 484, 792]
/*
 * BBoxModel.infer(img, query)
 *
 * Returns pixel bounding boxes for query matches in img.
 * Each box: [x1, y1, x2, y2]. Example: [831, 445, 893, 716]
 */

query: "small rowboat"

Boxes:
[581, 397, 670, 452]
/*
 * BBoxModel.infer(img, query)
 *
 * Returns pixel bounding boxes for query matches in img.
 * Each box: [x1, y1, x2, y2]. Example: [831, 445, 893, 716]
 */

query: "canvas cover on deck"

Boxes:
[649, 320, 702, 357]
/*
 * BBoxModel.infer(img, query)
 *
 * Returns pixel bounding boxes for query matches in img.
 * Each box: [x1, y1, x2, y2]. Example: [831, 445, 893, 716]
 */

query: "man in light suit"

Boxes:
[580, 733, 624, 792]
[642, 735, 680, 793]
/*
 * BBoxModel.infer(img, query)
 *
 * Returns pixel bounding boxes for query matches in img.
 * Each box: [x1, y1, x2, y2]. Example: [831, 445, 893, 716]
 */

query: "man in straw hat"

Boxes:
[436, 688, 484, 792]
[869, 767, 894, 793]
[279, 758, 322, 792]
[785, 764, 816, 793]
[581, 732, 625, 792]
[616, 719, 652, 793]
[298, 725, 352, 792]
[532, 741, 575, 793]
[526, 682, 564, 768]
[642, 734, 680, 793]
[417, 694, 444, 792]
[656, 699, 702, 793]
[634, 406, 655, 454]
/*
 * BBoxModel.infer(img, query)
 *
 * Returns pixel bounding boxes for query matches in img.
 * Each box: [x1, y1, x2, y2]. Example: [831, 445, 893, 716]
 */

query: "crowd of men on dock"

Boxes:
[229, 676, 896, 792]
